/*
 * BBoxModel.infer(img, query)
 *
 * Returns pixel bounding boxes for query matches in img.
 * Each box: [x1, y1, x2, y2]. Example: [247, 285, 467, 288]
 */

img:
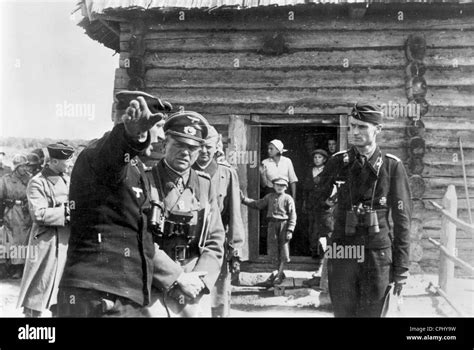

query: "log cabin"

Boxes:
[75, 0, 474, 277]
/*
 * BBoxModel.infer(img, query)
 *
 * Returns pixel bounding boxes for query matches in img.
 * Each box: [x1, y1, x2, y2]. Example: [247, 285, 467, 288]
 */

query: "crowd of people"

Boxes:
[0, 91, 411, 318]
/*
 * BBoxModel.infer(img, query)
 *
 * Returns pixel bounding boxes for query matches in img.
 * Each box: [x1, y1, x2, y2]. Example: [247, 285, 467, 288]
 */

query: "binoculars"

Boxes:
[345, 206, 380, 236]
[149, 200, 165, 235]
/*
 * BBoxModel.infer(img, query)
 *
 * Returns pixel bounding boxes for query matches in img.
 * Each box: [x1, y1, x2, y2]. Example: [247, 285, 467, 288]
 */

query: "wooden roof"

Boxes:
[75, 0, 473, 51]
[81, 0, 471, 15]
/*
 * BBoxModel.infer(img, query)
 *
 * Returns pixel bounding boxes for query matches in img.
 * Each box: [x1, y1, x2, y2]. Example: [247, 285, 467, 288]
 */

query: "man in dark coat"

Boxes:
[58, 92, 207, 317]
[318, 102, 411, 317]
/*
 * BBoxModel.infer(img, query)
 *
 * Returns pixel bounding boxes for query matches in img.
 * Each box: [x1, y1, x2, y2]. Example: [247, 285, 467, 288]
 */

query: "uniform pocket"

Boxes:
[371, 248, 392, 267]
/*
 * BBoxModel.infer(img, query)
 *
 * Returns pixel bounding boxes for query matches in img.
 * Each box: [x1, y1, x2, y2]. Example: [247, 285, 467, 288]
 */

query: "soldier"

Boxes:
[318, 102, 411, 317]
[57, 92, 209, 317]
[18, 144, 74, 317]
[0, 154, 35, 279]
[0, 151, 12, 178]
[193, 126, 244, 317]
[146, 112, 225, 317]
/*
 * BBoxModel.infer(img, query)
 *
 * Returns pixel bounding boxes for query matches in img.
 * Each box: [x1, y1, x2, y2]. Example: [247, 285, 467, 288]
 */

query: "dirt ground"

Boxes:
[1, 273, 472, 317]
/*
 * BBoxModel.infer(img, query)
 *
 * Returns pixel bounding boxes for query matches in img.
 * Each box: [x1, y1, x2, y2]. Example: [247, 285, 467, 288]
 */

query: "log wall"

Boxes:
[112, 6, 474, 275]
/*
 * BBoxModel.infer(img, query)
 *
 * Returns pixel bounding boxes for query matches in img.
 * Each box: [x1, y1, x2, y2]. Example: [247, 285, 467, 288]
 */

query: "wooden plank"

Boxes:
[142, 86, 474, 109]
[120, 30, 474, 52]
[439, 185, 458, 293]
[430, 200, 474, 235]
[141, 66, 474, 88]
[122, 17, 474, 32]
[132, 48, 474, 69]
[112, 87, 474, 117]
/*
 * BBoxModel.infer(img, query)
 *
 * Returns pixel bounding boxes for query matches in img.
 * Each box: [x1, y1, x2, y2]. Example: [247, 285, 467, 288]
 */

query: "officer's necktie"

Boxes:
[176, 177, 184, 194]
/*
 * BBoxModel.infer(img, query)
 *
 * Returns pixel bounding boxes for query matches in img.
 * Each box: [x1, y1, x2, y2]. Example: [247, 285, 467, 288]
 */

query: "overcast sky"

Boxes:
[0, 0, 118, 140]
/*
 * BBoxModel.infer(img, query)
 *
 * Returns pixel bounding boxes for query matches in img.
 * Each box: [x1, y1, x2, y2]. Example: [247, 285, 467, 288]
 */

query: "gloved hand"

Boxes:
[229, 255, 241, 274]
[286, 230, 293, 241]
[393, 282, 404, 296]
[122, 96, 165, 142]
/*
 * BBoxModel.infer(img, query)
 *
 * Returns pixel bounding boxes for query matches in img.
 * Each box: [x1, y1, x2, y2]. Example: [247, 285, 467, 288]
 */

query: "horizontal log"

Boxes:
[141, 86, 474, 110]
[121, 48, 474, 69]
[120, 30, 474, 52]
[120, 16, 474, 32]
[138, 66, 474, 89]
[111, 88, 474, 121]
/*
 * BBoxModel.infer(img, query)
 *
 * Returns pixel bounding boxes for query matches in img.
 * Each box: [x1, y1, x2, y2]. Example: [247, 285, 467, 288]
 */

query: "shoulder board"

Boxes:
[195, 170, 211, 180]
[217, 160, 231, 168]
[385, 153, 401, 162]
[332, 150, 347, 157]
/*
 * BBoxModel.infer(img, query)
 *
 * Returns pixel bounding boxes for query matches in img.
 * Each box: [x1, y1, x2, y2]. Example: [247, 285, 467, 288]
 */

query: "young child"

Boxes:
[241, 177, 297, 285]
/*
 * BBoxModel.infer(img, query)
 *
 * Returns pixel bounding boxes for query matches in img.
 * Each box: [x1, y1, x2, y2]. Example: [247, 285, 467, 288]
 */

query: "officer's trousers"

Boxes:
[210, 251, 231, 317]
[56, 287, 149, 317]
[328, 246, 391, 317]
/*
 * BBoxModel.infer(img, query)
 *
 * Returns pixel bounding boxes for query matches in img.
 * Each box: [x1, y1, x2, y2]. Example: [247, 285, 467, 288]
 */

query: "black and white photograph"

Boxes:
[0, 0, 473, 343]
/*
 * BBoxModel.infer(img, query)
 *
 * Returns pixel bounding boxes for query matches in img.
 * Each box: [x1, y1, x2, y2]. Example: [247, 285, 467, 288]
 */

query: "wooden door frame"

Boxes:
[242, 113, 347, 262]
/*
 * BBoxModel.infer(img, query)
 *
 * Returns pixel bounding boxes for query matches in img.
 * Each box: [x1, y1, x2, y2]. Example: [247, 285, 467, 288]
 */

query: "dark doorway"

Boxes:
[259, 123, 338, 257]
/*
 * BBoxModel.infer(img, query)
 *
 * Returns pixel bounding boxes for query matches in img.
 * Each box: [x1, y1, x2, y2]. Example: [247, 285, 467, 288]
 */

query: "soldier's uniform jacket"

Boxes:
[319, 145, 411, 277]
[0, 164, 12, 178]
[18, 166, 70, 311]
[0, 171, 31, 264]
[60, 124, 182, 307]
[151, 160, 225, 291]
[192, 159, 244, 259]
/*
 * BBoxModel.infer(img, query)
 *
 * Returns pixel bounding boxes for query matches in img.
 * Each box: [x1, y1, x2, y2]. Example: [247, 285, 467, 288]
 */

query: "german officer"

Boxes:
[58, 92, 205, 317]
[193, 125, 245, 317]
[146, 111, 225, 317]
[318, 102, 411, 317]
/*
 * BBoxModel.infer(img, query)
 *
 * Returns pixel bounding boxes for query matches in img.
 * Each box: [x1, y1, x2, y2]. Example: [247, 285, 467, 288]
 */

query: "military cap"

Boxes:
[205, 125, 220, 146]
[164, 111, 209, 147]
[47, 142, 74, 160]
[272, 177, 289, 187]
[350, 102, 383, 125]
[311, 149, 328, 159]
[115, 90, 173, 114]
[12, 154, 28, 169]
[26, 153, 41, 166]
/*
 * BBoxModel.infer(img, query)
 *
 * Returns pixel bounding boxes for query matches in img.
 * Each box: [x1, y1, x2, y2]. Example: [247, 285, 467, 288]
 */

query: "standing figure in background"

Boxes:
[260, 140, 298, 199]
[303, 149, 333, 261]
[241, 177, 296, 286]
[0, 154, 36, 279]
[327, 138, 337, 157]
[193, 126, 245, 317]
[18, 143, 74, 317]
[0, 151, 12, 178]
